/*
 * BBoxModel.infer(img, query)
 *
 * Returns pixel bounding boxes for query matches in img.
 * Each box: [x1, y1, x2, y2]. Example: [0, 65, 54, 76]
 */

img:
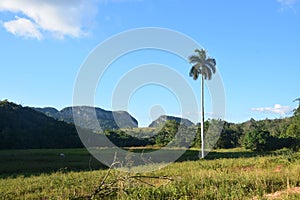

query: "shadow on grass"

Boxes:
[176, 149, 270, 162]
[0, 149, 108, 179]
[0, 148, 271, 178]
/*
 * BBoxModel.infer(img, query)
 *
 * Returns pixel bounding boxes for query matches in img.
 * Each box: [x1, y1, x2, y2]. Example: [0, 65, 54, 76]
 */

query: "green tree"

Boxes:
[293, 98, 300, 117]
[155, 120, 179, 146]
[285, 99, 300, 139]
[189, 49, 216, 158]
[216, 122, 242, 149]
[243, 129, 271, 152]
[286, 123, 300, 138]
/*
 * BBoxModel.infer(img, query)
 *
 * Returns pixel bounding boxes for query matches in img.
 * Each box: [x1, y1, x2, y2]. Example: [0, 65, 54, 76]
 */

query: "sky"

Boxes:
[0, 0, 299, 127]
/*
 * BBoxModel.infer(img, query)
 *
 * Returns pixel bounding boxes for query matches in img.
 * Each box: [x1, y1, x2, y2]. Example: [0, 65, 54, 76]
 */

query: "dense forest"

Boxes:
[0, 100, 299, 151]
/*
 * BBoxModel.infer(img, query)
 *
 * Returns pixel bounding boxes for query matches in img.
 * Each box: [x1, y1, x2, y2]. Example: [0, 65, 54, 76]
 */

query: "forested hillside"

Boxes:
[0, 100, 83, 149]
[1, 99, 299, 151]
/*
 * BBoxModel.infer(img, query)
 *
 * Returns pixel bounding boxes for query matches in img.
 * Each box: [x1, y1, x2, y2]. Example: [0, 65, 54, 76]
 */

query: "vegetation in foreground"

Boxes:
[0, 100, 299, 199]
[0, 148, 299, 199]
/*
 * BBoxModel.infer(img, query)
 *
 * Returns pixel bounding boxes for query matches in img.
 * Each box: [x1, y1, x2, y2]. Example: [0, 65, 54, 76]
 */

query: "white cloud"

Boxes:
[251, 104, 293, 115]
[0, 0, 98, 39]
[277, 0, 299, 11]
[277, 0, 298, 6]
[3, 16, 42, 39]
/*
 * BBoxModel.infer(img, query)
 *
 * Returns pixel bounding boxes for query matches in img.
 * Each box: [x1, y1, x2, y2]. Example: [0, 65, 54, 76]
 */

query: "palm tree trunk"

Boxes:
[201, 75, 205, 159]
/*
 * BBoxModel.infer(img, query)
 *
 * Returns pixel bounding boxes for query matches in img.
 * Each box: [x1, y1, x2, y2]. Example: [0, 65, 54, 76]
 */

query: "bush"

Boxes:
[243, 130, 271, 151]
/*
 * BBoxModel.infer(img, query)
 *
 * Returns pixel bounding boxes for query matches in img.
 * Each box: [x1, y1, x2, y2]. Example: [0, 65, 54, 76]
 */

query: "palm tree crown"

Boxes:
[189, 49, 216, 80]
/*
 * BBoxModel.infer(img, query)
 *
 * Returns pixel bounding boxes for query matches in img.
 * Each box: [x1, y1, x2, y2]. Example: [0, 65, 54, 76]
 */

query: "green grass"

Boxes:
[0, 148, 106, 177]
[0, 148, 300, 199]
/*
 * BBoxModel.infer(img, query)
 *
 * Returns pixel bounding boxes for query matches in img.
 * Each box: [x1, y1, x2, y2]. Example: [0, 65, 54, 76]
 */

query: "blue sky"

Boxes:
[0, 0, 299, 127]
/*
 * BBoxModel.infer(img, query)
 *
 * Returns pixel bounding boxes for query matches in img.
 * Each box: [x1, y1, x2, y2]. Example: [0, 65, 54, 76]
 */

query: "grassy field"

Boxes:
[0, 148, 300, 199]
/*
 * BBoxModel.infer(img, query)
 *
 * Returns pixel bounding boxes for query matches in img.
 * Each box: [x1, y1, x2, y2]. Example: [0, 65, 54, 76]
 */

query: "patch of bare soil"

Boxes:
[264, 187, 300, 199]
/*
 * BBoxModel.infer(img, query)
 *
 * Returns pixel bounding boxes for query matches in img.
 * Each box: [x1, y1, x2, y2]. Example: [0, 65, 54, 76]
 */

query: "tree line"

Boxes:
[101, 105, 300, 151]
[0, 99, 299, 151]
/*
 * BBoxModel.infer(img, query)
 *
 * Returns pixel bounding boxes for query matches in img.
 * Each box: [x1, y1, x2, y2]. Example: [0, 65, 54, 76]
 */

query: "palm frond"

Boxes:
[189, 66, 199, 80]
[294, 98, 300, 103]
[205, 58, 216, 74]
[194, 49, 202, 54]
[195, 49, 207, 60]
[191, 63, 201, 71]
[188, 55, 201, 64]
[201, 67, 212, 80]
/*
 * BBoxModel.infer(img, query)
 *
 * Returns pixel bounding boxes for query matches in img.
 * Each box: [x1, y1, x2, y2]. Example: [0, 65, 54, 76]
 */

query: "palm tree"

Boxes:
[294, 98, 300, 105]
[189, 49, 216, 158]
[293, 98, 300, 116]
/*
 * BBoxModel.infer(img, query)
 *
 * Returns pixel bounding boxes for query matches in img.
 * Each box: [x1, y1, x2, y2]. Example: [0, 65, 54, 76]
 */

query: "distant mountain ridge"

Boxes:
[149, 115, 194, 127]
[34, 106, 138, 131]
[34, 107, 59, 118]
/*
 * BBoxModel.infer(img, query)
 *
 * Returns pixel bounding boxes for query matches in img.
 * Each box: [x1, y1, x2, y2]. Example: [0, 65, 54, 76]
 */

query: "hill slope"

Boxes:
[0, 100, 83, 149]
[149, 115, 194, 127]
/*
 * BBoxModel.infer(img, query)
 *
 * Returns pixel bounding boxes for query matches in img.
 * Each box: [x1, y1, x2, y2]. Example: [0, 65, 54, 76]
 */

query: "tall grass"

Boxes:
[0, 149, 299, 199]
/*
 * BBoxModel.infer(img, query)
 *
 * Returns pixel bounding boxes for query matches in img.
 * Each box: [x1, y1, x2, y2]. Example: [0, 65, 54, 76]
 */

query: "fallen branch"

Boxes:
[87, 153, 174, 199]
